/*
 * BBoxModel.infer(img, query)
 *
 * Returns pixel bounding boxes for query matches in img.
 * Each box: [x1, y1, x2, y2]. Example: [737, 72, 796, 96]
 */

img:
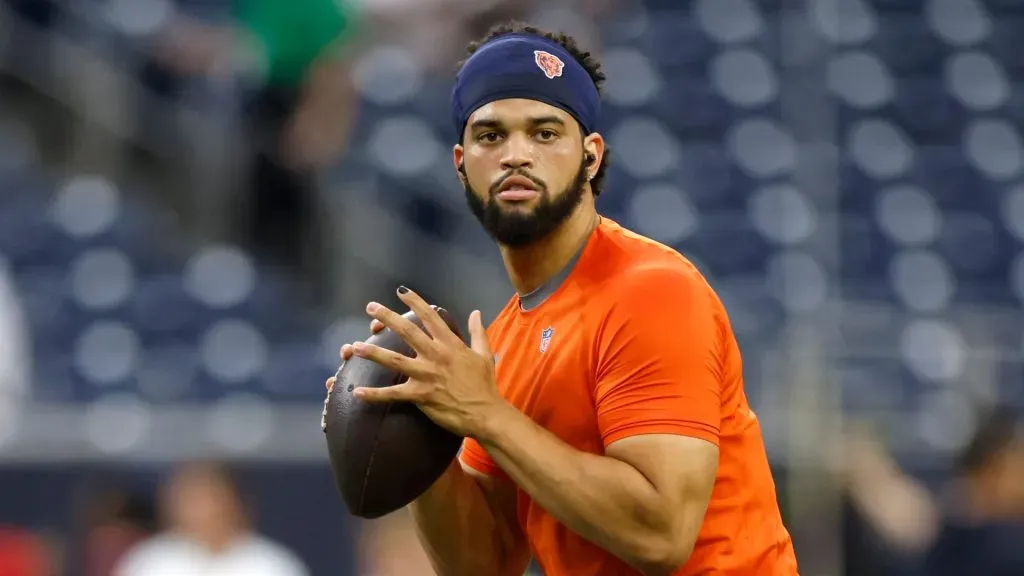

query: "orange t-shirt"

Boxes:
[460, 218, 798, 576]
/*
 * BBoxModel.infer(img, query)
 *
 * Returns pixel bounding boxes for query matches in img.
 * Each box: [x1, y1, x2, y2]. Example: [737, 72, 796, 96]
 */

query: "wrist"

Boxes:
[470, 398, 519, 445]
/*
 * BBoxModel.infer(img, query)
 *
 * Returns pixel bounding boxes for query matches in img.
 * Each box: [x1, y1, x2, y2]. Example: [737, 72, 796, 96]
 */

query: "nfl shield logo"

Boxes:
[539, 327, 555, 354]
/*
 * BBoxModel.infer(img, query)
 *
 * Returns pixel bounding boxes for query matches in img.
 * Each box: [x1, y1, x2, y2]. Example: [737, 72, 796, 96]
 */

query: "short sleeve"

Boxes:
[459, 438, 509, 479]
[595, 265, 724, 448]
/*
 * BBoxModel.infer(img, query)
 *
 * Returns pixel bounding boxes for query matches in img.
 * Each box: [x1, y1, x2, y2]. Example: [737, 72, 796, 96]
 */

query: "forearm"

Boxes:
[476, 404, 682, 574]
[408, 461, 511, 576]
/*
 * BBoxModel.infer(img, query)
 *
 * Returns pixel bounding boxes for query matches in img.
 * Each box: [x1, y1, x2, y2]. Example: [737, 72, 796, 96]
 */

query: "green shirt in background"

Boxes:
[236, 0, 361, 86]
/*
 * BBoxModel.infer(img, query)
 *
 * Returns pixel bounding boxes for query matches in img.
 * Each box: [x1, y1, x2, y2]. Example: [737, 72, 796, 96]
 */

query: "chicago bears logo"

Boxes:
[534, 50, 565, 79]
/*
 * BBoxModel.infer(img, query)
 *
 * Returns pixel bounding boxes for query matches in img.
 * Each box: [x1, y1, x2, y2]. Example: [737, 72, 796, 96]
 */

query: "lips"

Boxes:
[498, 175, 538, 193]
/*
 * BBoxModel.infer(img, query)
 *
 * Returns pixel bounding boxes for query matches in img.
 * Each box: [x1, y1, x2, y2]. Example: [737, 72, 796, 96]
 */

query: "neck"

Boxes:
[499, 196, 599, 296]
[184, 521, 245, 554]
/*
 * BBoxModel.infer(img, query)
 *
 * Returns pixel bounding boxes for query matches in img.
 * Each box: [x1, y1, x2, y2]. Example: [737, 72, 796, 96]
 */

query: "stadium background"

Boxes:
[0, 0, 1022, 574]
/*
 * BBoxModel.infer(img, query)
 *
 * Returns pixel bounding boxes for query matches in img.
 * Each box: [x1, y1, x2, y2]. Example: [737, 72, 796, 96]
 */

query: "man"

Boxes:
[0, 525, 51, 576]
[114, 462, 308, 576]
[844, 408, 1024, 576]
[326, 22, 799, 576]
[152, 0, 361, 297]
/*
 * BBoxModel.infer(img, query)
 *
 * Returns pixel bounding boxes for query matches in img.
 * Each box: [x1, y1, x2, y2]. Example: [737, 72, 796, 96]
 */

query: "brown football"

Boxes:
[323, 307, 464, 519]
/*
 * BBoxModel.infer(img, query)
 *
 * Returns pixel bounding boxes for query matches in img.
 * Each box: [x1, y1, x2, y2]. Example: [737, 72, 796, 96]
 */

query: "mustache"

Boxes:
[488, 170, 547, 196]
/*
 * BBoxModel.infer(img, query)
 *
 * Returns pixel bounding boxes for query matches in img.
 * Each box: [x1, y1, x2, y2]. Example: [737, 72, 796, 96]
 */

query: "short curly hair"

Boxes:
[459, 21, 611, 197]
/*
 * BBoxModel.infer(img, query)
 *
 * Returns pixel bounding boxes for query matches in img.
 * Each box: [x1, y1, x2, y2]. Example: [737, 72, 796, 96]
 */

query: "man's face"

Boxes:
[455, 99, 593, 247]
[162, 466, 241, 538]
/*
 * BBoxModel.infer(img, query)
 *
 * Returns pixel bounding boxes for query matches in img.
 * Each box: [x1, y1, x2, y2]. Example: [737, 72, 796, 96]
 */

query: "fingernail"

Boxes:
[366, 302, 380, 313]
[353, 342, 367, 354]
[397, 285, 409, 294]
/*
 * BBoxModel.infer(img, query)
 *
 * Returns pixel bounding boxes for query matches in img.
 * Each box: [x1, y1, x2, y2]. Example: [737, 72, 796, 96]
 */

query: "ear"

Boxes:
[453, 144, 467, 183]
[582, 132, 605, 179]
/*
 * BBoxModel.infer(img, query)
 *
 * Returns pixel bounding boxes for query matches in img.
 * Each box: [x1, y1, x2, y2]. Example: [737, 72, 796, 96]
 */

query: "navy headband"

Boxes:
[451, 33, 601, 138]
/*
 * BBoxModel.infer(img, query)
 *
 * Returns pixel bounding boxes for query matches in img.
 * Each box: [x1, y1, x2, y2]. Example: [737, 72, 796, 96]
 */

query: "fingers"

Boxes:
[468, 310, 493, 358]
[338, 313, 407, 365]
[351, 341, 430, 379]
[396, 286, 462, 346]
[353, 382, 418, 404]
[326, 376, 335, 392]
[365, 300, 437, 355]
[339, 343, 356, 362]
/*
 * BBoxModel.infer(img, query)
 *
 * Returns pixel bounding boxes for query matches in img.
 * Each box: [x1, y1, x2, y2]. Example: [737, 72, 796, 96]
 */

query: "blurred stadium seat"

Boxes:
[0, 155, 335, 454]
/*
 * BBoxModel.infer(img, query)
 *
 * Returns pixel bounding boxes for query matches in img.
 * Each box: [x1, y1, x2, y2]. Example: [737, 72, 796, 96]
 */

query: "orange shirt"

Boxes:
[461, 218, 798, 576]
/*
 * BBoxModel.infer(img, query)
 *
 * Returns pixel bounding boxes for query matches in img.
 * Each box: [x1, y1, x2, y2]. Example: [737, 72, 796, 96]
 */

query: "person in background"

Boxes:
[357, 509, 436, 576]
[920, 407, 1024, 576]
[0, 257, 30, 451]
[0, 525, 52, 576]
[844, 406, 1024, 576]
[113, 461, 308, 576]
[151, 0, 363, 294]
[82, 491, 156, 576]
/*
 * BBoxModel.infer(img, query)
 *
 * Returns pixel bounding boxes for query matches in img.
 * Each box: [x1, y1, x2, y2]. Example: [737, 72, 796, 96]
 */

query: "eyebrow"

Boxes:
[469, 115, 568, 131]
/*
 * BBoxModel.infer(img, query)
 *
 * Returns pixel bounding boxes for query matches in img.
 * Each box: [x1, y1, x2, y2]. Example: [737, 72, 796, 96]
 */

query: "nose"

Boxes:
[499, 134, 534, 172]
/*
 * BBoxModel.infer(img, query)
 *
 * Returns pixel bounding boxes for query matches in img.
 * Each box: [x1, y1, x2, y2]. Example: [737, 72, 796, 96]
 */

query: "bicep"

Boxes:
[607, 434, 718, 547]
[595, 267, 725, 448]
[462, 463, 531, 574]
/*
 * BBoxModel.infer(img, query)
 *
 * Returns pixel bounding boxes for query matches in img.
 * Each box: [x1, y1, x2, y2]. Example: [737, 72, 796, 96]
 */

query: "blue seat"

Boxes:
[709, 278, 785, 341]
[104, 203, 179, 269]
[29, 353, 77, 402]
[639, 1, 689, 14]
[748, 13, 782, 65]
[984, 0, 1024, 16]
[863, 0, 925, 12]
[1001, 89, 1024, 134]
[680, 215, 771, 278]
[193, 372, 262, 401]
[260, 342, 331, 401]
[14, 268, 77, 354]
[749, 0, 783, 14]
[995, 360, 1024, 408]
[670, 144, 746, 210]
[888, 77, 967, 144]
[226, 281, 322, 343]
[954, 279, 1015, 306]
[838, 217, 897, 301]
[866, 18, 945, 75]
[409, 79, 460, 143]
[5, 0, 61, 27]
[837, 159, 878, 214]
[129, 275, 207, 343]
[839, 359, 915, 413]
[640, 15, 716, 73]
[652, 76, 734, 138]
[908, 145, 991, 210]
[134, 343, 202, 402]
[935, 211, 1010, 282]
[987, 19, 1024, 75]
[0, 198, 73, 270]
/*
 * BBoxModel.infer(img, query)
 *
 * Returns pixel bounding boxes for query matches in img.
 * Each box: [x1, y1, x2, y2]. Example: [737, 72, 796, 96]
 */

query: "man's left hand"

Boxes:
[348, 286, 505, 438]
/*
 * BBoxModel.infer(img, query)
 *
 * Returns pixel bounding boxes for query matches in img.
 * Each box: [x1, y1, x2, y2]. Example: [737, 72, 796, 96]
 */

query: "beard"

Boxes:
[464, 156, 589, 248]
